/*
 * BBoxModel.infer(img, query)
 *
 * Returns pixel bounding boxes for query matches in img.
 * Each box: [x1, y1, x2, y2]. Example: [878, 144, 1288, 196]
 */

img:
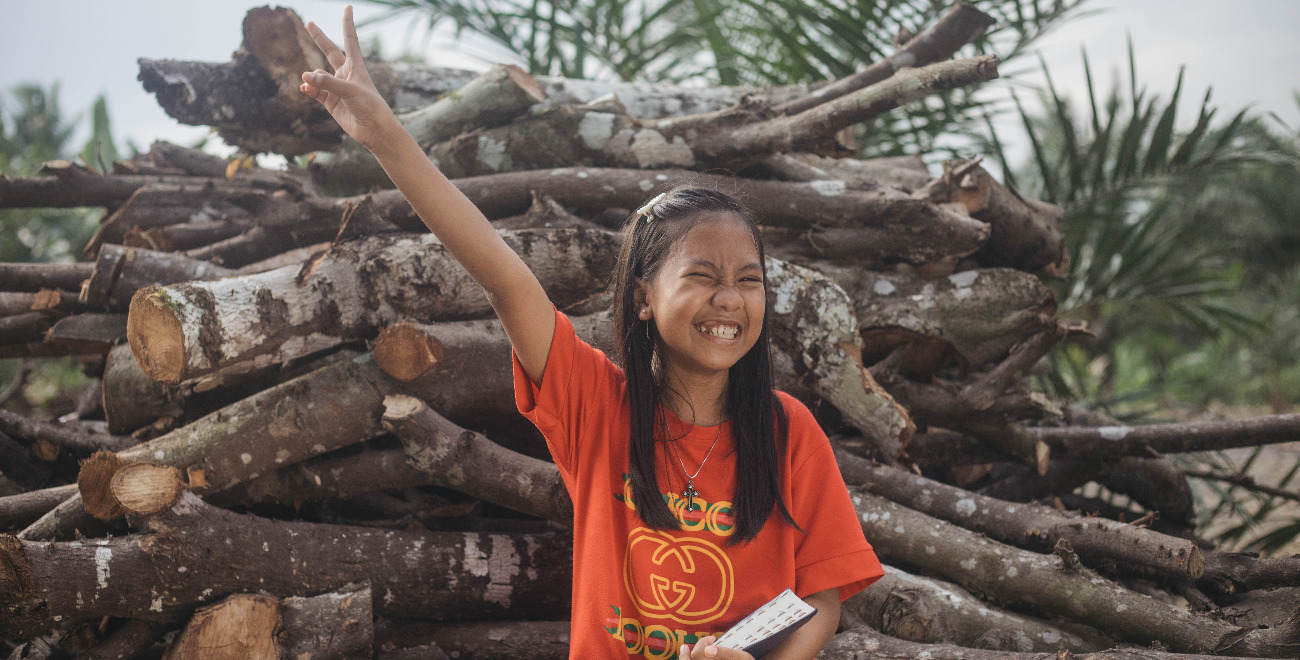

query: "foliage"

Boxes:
[0, 83, 118, 263]
[981, 47, 1300, 553]
[359, 0, 1089, 157]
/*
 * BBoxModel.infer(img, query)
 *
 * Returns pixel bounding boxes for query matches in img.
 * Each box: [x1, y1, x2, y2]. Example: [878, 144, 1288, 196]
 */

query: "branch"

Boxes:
[0, 410, 137, 453]
[775, 4, 997, 115]
[1031, 414, 1300, 459]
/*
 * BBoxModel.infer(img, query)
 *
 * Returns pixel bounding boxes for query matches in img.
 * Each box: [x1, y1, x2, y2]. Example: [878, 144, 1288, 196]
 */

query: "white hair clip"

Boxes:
[636, 192, 667, 221]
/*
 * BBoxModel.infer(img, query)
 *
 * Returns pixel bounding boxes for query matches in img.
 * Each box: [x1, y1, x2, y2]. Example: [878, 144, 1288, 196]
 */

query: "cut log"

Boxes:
[222, 448, 429, 506]
[0, 311, 57, 345]
[101, 344, 184, 434]
[0, 491, 572, 638]
[917, 158, 1067, 274]
[836, 448, 1205, 579]
[773, 3, 996, 115]
[850, 490, 1300, 656]
[278, 585, 374, 660]
[85, 180, 289, 255]
[316, 63, 547, 189]
[110, 462, 187, 516]
[163, 593, 280, 660]
[1203, 553, 1300, 595]
[0, 484, 77, 531]
[82, 245, 233, 311]
[425, 57, 998, 177]
[381, 395, 572, 525]
[753, 153, 933, 193]
[819, 264, 1058, 376]
[78, 619, 168, 660]
[822, 623, 1287, 660]
[127, 228, 620, 384]
[142, 5, 994, 157]
[375, 620, 571, 660]
[845, 565, 1114, 652]
[0, 410, 136, 453]
[43, 313, 128, 353]
[765, 259, 914, 461]
[1031, 414, 1300, 459]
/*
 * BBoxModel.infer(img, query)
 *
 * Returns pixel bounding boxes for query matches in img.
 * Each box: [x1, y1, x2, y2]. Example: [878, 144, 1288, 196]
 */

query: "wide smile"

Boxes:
[694, 321, 741, 341]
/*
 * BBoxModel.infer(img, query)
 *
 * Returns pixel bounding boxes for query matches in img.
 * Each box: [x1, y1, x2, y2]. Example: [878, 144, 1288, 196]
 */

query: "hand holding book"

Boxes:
[678, 589, 818, 659]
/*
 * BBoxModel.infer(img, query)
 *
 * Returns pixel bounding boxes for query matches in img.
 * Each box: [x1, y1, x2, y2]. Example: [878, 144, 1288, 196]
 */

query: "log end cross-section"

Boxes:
[111, 463, 187, 517]
[79, 450, 128, 521]
[374, 322, 445, 382]
[128, 287, 189, 384]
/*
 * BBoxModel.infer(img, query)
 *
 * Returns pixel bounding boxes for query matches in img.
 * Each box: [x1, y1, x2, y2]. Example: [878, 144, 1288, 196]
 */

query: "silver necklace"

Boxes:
[663, 412, 723, 513]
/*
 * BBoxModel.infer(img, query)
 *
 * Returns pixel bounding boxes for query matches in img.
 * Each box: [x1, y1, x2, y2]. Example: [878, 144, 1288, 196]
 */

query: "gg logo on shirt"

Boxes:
[624, 527, 735, 625]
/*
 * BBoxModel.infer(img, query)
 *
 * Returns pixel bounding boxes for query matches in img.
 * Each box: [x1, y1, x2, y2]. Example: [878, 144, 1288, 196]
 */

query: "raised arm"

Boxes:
[299, 6, 555, 384]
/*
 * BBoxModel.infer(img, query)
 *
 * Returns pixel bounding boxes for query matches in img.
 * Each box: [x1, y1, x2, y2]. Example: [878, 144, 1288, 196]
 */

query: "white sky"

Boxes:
[3, 0, 1298, 162]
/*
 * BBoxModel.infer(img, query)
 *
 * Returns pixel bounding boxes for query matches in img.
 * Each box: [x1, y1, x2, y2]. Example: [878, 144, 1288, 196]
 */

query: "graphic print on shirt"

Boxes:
[609, 474, 736, 658]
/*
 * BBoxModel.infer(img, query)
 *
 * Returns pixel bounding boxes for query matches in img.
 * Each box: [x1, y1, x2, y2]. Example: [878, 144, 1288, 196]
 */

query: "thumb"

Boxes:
[302, 69, 361, 99]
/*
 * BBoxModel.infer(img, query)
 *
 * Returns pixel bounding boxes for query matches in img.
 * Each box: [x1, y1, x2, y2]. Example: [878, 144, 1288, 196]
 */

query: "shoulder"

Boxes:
[773, 391, 830, 460]
[774, 391, 819, 430]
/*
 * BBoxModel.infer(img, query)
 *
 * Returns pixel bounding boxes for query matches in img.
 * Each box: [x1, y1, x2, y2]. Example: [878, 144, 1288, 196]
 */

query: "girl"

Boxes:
[300, 8, 883, 658]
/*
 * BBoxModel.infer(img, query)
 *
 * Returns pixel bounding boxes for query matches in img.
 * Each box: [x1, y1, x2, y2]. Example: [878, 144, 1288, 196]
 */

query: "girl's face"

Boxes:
[636, 214, 766, 380]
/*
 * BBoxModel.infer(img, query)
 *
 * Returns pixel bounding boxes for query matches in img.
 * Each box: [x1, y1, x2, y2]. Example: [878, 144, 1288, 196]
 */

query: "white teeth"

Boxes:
[699, 324, 739, 339]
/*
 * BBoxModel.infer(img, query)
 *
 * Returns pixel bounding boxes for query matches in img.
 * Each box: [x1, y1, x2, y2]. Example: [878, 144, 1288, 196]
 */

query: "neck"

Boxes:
[659, 365, 729, 427]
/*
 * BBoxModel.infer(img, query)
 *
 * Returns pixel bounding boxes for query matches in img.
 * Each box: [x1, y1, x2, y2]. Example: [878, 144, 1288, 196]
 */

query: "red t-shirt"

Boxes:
[514, 311, 883, 659]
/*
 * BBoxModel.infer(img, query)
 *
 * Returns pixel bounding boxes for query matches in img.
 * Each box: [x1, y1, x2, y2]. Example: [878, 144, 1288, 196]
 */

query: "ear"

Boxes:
[632, 278, 652, 319]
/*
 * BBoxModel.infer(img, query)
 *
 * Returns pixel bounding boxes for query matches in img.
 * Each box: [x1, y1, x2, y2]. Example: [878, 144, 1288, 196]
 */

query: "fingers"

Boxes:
[300, 69, 353, 101]
[305, 20, 347, 70]
[342, 5, 363, 64]
[679, 638, 752, 660]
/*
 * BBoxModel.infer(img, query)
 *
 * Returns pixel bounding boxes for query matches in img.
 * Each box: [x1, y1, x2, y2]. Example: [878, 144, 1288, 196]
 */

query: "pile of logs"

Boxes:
[2, 4, 1298, 658]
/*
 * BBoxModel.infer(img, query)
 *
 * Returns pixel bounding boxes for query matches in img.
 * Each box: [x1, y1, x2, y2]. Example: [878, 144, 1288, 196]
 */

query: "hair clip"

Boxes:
[636, 193, 667, 222]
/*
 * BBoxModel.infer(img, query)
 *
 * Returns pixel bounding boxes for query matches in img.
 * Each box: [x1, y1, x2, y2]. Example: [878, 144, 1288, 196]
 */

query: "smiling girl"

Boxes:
[300, 8, 883, 658]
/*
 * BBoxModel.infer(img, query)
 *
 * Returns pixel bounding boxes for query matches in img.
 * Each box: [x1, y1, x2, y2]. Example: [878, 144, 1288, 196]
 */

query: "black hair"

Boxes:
[611, 186, 797, 543]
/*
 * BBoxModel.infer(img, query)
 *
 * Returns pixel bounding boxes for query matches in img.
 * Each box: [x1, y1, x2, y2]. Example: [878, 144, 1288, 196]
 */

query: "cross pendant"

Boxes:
[682, 482, 700, 512]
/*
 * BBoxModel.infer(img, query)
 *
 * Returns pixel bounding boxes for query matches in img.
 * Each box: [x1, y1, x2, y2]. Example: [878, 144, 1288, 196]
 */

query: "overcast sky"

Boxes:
[4, 0, 1298, 164]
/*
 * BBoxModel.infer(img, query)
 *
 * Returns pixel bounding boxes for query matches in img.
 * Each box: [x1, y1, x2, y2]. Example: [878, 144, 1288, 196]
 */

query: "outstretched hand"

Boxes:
[300, 5, 394, 151]
[679, 637, 755, 660]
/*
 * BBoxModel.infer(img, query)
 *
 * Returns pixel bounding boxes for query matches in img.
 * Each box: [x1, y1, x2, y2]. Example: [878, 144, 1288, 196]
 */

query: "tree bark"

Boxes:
[837, 449, 1205, 579]
[375, 620, 571, 660]
[0, 492, 572, 639]
[316, 63, 548, 189]
[164, 593, 281, 660]
[0, 410, 136, 453]
[1031, 414, 1300, 460]
[77, 619, 168, 660]
[765, 259, 914, 461]
[381, 395, 572, 525]
[845, 565, 1114, 652]
[127, 228, 620, 384]
[425, 57, 998, 177]
[917, 158, 1067, 274]
[0, 484, 77, 531]
[850, 490, 1300, 656]
[277, 585, 375, 660]
[83, 245, 234, 311]
[822, 624, 1287, 660]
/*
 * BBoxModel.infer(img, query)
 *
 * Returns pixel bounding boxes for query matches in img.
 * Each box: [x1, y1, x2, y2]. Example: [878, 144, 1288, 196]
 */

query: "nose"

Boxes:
[712, 283, 743, 310]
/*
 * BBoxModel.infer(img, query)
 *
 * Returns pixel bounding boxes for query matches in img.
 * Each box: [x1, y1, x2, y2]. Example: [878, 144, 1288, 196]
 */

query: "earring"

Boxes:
[645, 320, 651, 341]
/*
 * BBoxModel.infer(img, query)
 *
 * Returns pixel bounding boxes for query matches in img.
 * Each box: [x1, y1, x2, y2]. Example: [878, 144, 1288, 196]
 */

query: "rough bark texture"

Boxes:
[850, 490, 1300, 657]
[0, 492, 573, 638]
[127, 228, 619, 384]
[6, 4, 1297, 658]
[845, 565, 1115, 652]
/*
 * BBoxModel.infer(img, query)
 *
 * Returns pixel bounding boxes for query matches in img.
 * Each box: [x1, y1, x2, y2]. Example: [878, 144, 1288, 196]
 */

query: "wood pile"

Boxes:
[1, 4, 1298, 658]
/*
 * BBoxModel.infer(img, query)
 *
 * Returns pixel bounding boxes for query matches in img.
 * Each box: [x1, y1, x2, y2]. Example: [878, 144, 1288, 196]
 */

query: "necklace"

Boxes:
[663, 412, 723, 513]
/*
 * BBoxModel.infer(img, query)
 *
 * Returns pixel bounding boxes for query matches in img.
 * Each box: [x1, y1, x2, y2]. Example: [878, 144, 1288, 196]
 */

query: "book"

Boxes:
[712, 588, 817, 658]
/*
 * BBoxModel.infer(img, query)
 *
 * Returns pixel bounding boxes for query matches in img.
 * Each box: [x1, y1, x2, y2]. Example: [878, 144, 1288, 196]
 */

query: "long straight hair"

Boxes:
[611, 187, 797, 543]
